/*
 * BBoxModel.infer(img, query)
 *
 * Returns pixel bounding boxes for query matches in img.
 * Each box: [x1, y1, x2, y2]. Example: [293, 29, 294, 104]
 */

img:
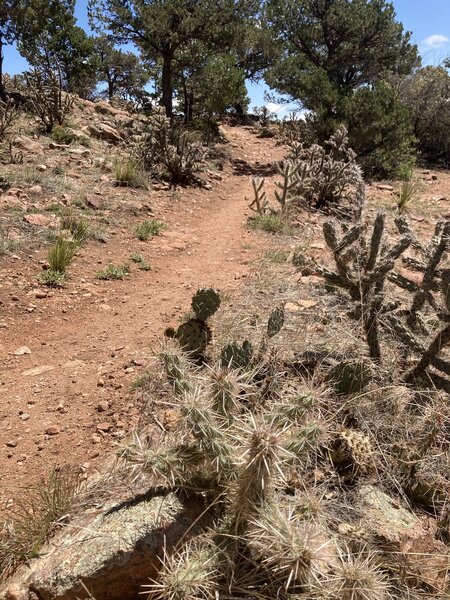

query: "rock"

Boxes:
[88, 123, 122, 144]
[20, 413, 30, 422]
[357, 485, 449, 590]
[5, 440, 18, 448]
[0, 494, 204, 600]
[27, 186, 43, 195]
[12, 135, 42, 153]
[22, 365, 55, 377]
[68, 148, 91, 158]
[96, 422, 111, 433]
[85, 194, 104, 210]
[23, 213, 60, 227]
[163, 409, 182, 431]
[36, 165, 47, 172]
[376, 184, 394, 191]
[97, 401, 109, 413]
[45, 425, 60, 436]
[14, 346, 31, 356]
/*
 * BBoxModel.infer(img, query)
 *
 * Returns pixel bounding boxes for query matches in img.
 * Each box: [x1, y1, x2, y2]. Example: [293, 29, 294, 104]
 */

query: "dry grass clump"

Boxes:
[0, 467, 82, 578]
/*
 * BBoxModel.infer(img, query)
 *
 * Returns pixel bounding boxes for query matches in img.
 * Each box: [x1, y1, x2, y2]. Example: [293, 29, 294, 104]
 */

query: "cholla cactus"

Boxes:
[131, 107, 206, 185]
[0, 99, 19, 142]
[314, 198, 411, 359]
[286, 125, 363, 214]
[24, 65, 74, 133]
[312, 206, 450, 390]
[254, 126, 363, 219]
[248, 177, 268, 215]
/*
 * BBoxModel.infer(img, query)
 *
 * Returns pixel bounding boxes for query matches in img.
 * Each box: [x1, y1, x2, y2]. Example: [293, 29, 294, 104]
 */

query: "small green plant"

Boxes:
[114, 158, 147, 188]
[265, 249, 288, 263]
[37, 269, 66, 287]
[96, 264, 130, 280]
[50, 126, 77, 145]
[395, 180, 417, 213]
[60, 216, 89, 244]
[135, 219, 166, 241]
[47, 236, 81, 274]
[0, 228, 20, 256]
[130, 252, 151, 271]
[248, 213, 290, 234]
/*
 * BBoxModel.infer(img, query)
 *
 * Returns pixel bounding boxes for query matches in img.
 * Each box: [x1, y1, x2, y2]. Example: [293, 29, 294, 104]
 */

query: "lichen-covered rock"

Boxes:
[0, 493, 203, 600]
[357, 485, 449, 590]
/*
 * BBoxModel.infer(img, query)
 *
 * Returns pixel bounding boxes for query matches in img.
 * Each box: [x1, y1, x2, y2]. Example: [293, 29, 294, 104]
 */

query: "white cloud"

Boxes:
[265, 102, 286, 114]
[423, 34, 449, 49]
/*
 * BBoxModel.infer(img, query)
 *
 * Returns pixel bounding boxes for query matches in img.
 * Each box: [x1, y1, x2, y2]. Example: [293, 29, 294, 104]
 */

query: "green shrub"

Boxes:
[248, 214, 290, 234]
[96, 264, 130, 280]
[37, 269, 65, 287]
[50, 126, 77, 145]
[130, 252, 151, 271]
[135, 219, 166, 241]
[47, 236, 80, 274]
[114, 158, 147, 188]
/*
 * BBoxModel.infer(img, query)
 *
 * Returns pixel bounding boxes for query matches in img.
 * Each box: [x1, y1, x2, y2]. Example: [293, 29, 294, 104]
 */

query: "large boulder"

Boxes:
[0, 492, 204, 600]
[88, 123, 123, 144]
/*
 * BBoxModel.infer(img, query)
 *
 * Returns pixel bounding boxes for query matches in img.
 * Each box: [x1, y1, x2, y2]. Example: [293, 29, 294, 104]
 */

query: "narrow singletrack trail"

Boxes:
[0, 124, 284, 503]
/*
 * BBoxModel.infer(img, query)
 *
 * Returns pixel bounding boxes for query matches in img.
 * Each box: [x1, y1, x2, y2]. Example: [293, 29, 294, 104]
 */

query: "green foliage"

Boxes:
[130, 252, 151, 271]
[89, 0, 258, 117]
[37, 269, 66, 287]
[114, 158, 147, 188]
[342, 80, 416, 179]
[46, 235, 81, 274]
[221, 340, 254, 370]
[400, 65, 450, 164]
[96, 264, 129, 280]
[135, 219, 166, 241]
[94, 35, 149, 100]
[16, 1, 97, 98]
[266, 0, 419, 179]
[395, 180, 417, 214]
[248, 213, 289, 234]
[327, 360, 372, 395]
[50, 126, 78, 144]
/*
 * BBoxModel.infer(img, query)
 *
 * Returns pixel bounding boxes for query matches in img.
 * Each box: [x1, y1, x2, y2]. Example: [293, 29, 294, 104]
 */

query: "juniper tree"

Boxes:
[88, 0, 259, 117]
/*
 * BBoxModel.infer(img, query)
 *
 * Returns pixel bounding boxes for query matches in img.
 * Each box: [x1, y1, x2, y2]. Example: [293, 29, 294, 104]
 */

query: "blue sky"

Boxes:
[4, 0, 450, 109]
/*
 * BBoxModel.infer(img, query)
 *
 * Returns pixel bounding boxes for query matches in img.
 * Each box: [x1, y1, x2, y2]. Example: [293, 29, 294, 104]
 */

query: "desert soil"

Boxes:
[0, 124, 284, 507]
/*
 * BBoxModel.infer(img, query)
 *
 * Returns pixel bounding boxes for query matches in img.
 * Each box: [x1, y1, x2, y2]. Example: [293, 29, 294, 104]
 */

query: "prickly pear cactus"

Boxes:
[175, 319, 212, 357]
[327, 360, 371, 395]
[267, 306, 285, 338]
[221, 340, 253, 370]
[192, 288, 221, 321]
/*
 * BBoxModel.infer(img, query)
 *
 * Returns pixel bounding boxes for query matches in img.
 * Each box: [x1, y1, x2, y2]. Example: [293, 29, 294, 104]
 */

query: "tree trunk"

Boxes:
[188, 91, 193, 122]
[0, 37, 6, 102]
[108, 77, 114, 100]
[162, 54, 173, 117]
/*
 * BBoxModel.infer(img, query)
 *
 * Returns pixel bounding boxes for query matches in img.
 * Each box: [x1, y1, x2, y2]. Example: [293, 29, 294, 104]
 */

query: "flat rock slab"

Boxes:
[1, 493, 202, 600]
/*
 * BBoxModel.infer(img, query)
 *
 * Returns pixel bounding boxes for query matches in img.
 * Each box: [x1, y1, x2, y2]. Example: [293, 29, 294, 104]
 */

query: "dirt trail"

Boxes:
[0, 125, 284, 504]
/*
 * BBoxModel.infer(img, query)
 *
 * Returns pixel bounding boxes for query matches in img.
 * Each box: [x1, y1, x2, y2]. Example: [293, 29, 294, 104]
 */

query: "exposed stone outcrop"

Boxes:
[0, 492, 204, 600]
